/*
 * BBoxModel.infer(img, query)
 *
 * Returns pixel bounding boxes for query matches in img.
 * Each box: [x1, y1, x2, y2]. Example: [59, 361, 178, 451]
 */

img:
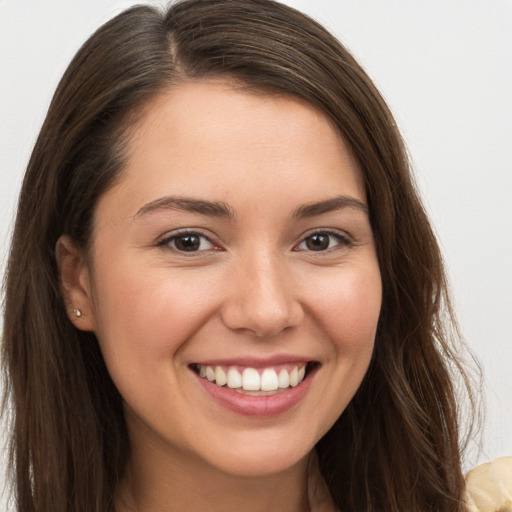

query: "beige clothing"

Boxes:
[465, 457, 512, 512]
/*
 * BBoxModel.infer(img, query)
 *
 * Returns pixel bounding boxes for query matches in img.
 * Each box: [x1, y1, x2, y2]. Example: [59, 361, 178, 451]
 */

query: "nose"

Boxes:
[220, 251, 304, 337]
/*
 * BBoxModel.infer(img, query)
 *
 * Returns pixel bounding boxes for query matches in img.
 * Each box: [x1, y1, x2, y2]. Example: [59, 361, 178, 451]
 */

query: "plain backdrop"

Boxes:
[1, 0, 511, 505]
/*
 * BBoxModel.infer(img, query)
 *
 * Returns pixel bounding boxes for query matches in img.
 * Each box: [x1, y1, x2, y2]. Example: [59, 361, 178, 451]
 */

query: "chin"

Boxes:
[214, 450, 310, 479]
[196, 428, 317, 478]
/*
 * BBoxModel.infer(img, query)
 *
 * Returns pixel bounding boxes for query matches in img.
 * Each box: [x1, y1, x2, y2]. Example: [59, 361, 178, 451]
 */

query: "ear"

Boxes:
[55, 235, 96, 332]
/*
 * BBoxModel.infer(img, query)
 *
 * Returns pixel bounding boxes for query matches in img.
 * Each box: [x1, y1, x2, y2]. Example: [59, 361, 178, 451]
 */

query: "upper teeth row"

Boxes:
[197, 365, 306, 391]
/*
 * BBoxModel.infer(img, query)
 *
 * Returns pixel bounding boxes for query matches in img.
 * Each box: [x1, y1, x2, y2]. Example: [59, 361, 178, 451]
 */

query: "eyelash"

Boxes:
[157, 229, 353, 255]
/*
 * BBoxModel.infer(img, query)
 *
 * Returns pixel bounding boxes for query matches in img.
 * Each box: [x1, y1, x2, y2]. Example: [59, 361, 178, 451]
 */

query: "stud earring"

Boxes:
[72, 308, 82, 318]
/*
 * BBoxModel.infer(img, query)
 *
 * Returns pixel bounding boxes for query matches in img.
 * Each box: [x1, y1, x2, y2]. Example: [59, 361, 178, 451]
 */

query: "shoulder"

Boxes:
[465, 457, 512, 512]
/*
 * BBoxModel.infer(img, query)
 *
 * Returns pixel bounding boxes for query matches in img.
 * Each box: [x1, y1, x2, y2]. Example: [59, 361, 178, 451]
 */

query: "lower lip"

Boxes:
[195, 371, 313, 417]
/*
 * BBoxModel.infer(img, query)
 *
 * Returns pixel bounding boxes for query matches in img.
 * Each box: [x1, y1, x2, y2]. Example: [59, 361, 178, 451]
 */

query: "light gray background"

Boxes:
[1, 0, 511, 504]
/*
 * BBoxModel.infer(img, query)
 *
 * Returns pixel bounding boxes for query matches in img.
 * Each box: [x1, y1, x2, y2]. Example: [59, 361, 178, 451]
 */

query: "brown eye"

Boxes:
[160, 232, 215, 253]
[296, 231, 351, 252]
[305, 233, 330, 251]
[174, 234, 201, 252]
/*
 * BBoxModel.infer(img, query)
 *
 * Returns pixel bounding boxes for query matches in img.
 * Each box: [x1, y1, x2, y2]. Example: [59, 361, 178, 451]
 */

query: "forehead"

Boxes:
[131, 80, 341, 151]
[97, 80, 366, 223]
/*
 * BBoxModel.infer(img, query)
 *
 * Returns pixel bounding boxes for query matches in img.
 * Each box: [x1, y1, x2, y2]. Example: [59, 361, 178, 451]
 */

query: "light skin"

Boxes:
[58, 80, 382, 512]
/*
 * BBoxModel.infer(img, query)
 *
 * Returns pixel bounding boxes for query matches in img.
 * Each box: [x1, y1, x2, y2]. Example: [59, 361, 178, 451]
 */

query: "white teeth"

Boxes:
[260, 368, 279, 391]
[227, 367, 242, 389]
[215, 366, 227, 386]
[197, 364, 308, 391]
[289, 367, 299, 387]
[278, 368, 290, 388]
[242, 368, 261, 391]
[206, 366, 215, 382]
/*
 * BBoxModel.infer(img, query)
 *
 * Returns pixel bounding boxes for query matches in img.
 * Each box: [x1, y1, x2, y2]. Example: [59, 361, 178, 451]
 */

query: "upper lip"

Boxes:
[191, 355, 315, 368]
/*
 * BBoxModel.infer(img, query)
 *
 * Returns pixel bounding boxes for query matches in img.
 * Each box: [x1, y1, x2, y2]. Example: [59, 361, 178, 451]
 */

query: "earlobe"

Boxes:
[55, 235, 96, 332]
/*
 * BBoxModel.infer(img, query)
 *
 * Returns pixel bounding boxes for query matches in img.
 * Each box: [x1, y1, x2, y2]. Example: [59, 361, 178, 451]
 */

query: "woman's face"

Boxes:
[76, 81, 382, 477]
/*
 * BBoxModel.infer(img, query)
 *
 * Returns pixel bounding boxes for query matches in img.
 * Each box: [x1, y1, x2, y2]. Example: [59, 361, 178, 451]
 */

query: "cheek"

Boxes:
[310, 264, 382, 354]
[291, 263, 381, 440]
[89, 261, 217, 380]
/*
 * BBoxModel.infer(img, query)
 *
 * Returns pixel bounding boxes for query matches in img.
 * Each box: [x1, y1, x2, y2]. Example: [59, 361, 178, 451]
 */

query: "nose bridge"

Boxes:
[221, 247, 303, 337]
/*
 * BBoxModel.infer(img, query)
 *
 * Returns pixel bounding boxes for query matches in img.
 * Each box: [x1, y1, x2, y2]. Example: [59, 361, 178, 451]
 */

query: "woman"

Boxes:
[1, 1, 506, 511]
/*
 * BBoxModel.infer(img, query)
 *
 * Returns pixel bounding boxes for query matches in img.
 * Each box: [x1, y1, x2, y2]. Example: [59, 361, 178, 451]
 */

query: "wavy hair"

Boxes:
[2, 1, 476, 510]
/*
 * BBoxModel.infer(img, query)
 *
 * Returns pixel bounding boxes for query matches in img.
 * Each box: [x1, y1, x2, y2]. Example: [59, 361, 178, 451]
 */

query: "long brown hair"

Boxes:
[2, 1, 476, 510]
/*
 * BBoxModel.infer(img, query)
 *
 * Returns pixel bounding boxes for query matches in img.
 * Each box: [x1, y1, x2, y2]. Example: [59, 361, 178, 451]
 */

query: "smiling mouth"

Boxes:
[190, 362, 318, 395]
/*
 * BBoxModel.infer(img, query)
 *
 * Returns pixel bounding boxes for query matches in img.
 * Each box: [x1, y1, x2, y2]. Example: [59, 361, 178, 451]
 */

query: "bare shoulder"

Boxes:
[465, 457, 512, 512]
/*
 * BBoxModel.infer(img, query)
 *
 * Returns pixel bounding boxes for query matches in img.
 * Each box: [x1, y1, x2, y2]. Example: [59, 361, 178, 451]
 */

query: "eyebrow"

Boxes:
[292, 195, 368, 219]
[135, 196, 236, 219]
[135, 194, 368, 220]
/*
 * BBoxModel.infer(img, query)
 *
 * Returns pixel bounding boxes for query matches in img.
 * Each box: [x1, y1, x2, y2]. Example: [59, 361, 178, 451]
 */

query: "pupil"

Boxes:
[176, 235, 200, 251]
[307, 234, 329, 251]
